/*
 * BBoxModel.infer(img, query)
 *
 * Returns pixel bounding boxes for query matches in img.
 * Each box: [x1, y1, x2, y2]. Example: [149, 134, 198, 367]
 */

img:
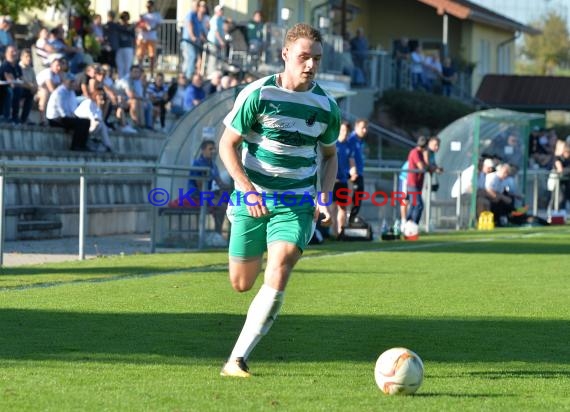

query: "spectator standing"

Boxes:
[136, 1, 162, 78]
[349, 28, 368, 80]
[406, 136, 428, 224]
[0, 16, 14, 55]
[46, 74, 91, 151]
[424, 52, 442, 93]
[18, 48, 38, 124]
[102, 11, 120, 68]
[441, 56, 456, 96]
[183, 73, 206, 111]
[246, 10, 265, 61]
[182, 0, 208, 80]
[116, 12, 136, 80]
[347, 118, 368, 223]
[393, 37, 409, 89]
[549, 143, 570, 212]
[206, 5, 226, 68]
[410, 44, 426, 91]
[333, 121, 352, 236]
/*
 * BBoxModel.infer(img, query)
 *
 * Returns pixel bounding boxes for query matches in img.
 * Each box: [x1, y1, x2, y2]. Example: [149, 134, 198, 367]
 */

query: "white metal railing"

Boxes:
[0, 160, 210, 266]
[0, 160, 561, 265]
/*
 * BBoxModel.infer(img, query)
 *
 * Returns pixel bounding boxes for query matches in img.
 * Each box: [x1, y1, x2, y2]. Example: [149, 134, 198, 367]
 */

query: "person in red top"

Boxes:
[406, 135, 428, 224]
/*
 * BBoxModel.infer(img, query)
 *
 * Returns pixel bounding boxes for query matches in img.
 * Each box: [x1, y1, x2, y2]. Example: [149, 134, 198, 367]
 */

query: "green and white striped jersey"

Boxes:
[223, 74, 341, 196]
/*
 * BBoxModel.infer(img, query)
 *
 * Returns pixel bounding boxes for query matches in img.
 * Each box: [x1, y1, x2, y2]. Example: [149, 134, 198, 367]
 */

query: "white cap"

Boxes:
[214, 5, 224, 12]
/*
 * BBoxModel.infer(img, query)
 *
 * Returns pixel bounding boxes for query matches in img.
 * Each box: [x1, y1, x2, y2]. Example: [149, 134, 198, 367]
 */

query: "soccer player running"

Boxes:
[218, 23, 340, 378]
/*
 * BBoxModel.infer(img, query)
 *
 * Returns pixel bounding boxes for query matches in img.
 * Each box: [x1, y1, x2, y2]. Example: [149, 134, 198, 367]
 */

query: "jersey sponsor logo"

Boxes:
[259, 114, 295, 129]
[306, 111, 317, 127]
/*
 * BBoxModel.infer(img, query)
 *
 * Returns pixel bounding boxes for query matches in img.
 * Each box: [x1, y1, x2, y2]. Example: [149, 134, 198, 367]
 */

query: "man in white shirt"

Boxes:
[46, 74, 91, 151]
[74, 88, 113, 152]
[484, 163, 514, 226]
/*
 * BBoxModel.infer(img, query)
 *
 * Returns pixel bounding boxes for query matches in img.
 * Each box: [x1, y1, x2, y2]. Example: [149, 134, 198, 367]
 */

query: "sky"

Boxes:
[469, 0, 570, 30]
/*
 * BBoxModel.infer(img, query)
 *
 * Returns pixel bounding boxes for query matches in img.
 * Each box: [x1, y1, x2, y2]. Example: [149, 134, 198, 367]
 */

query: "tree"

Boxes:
[0, 0, 91, 21]
[521, 10, 570, 75]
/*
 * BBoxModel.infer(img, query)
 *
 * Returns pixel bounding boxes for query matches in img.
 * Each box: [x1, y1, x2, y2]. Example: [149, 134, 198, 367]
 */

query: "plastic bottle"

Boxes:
[393, 219, 401, 239]
[381, 219, 388, 236]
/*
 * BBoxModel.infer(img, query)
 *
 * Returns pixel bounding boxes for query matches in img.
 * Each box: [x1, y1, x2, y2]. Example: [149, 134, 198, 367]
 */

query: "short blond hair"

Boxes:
[284, 23, 322, 47]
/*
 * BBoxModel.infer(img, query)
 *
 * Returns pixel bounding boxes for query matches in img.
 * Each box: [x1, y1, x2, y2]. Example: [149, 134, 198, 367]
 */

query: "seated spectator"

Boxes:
[484, 163, 515, 226]
[147, 72, 169, 131]
[47, 26, 85, 74]
[36, 55, 64, 125]
[0, 46, 33, 124]
[206, 70, 223, 95]
[183, 73, 205, 111]
[167, 72, 188, 117]
[34, 27, 55, 67]
[529, 127, 555, 169]
[188, 139, 229, 234]
[74, 87, 113, 152]
[46, 74, 91, 151]
[115, 64, 148, 128]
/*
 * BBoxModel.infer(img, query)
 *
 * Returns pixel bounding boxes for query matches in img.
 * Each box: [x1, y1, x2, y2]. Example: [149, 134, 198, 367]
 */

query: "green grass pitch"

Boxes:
[1, 226, 569, 411]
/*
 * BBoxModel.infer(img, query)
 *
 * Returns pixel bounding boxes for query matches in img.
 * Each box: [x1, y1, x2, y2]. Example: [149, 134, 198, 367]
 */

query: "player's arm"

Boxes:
[219, 127, 268, 217]
[317, 144, 337, 225]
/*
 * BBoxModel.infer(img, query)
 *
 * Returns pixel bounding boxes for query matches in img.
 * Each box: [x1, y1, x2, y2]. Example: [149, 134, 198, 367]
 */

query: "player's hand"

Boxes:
[245, 191, 269, 218]
[315, 204, 332, 227]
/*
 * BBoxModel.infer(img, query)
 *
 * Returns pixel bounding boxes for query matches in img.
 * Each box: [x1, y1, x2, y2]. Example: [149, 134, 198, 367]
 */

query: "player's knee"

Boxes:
[230, 277, 255, 292]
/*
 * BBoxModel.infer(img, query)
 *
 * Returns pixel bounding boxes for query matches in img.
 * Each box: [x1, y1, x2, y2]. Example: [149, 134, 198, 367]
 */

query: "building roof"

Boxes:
[417, 0, 541, 35]
[476, 75, 570, 110]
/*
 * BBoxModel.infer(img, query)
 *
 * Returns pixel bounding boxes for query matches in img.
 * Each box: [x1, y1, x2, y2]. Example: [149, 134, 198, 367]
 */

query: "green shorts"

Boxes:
[226, 191, 316, 258]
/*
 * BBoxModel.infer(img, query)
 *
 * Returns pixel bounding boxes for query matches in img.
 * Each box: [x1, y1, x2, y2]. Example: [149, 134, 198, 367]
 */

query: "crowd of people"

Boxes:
[393, 37, 457, 95]
[0, 2, 265, 152]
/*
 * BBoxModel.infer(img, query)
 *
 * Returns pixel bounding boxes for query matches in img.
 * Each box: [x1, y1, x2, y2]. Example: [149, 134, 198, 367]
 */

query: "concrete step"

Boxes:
[0, 124, 167, 155]
[17, 219, 63, 240]
[5, 179, 152, 207]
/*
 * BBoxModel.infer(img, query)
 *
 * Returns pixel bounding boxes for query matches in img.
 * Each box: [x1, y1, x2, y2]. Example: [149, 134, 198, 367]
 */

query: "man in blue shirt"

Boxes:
[347, 118, 368, 223]
[183, 73, 206, 111]
[188, 139, 228, 233]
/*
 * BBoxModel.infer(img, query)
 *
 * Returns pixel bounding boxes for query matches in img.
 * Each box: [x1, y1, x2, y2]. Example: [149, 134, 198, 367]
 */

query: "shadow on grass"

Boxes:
[0, 310, 568, 366]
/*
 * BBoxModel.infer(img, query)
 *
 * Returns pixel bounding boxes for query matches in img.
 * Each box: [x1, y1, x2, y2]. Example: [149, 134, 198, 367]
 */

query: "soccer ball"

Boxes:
[374, 347, 424, 395]
[402, 220, 419, 240]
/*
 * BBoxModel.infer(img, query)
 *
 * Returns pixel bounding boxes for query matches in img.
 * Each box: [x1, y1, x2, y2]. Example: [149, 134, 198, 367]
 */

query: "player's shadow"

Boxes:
[0, 310, 568, 366]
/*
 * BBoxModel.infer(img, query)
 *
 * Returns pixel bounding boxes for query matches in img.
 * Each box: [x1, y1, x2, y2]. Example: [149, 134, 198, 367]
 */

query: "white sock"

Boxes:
[229, 284, 284, 361]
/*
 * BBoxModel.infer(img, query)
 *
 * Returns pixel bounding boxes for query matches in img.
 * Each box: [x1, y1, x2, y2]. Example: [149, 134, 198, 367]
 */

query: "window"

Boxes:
[478, 39, 490, 75]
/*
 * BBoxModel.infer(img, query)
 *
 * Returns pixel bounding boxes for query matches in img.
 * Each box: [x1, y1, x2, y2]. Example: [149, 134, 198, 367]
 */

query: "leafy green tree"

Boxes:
[0, 0, 91, 21]
[521, 10, 570, 75]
